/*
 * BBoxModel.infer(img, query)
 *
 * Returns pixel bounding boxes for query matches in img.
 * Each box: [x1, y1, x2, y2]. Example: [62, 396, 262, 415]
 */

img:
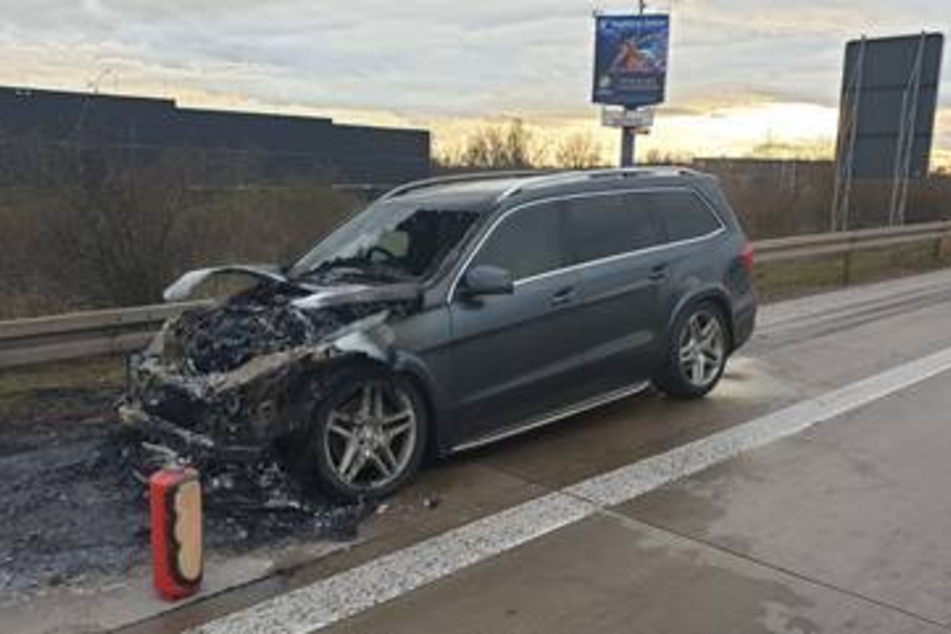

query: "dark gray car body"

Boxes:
[123, 167, 755, 459]
[339, 168, 755, 452]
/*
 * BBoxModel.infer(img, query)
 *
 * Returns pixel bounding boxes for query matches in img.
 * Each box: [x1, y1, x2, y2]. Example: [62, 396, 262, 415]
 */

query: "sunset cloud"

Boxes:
[0, 0, 946, 159]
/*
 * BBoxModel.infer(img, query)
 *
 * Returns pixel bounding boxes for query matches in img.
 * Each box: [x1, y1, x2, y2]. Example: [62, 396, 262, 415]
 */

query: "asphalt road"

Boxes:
[9, 268, 951, 634]
[324, 338, 951, 634]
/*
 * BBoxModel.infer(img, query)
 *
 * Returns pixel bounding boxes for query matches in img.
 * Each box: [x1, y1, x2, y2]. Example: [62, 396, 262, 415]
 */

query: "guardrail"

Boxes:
[755, 219, 951, 263]
[0, 300, 209, 369]
[1, 220, 950, 370]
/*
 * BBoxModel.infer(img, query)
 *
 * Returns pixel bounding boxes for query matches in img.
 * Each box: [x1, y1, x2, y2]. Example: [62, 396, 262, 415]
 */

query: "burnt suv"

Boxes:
[122, 167, 756, 500]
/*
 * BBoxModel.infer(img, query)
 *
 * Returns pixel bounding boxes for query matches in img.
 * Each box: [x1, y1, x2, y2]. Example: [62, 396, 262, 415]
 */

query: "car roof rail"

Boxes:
[495, 165, 703, 202]
[589, 165, 702, 179]
[380, 170, 559, 201]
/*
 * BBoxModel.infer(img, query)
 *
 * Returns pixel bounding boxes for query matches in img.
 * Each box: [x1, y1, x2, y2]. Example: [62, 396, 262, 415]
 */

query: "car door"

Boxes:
[561, 190, 669, 396]
[447, 199, 592, 445]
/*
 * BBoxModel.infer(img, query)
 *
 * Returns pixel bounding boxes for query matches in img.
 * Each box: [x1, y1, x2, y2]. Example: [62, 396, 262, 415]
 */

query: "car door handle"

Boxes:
[649, 264, 669, 282]
[550, 287, 575, 307]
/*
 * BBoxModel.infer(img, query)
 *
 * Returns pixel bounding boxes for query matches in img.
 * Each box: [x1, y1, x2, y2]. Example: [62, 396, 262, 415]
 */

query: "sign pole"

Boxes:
[620, 124, 636, 167]
[622, 2, 647, 166]
[593, 5, 667, 168]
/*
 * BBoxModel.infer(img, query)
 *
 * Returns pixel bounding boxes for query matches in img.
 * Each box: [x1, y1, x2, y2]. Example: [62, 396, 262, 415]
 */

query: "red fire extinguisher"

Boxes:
[150, 466, 203, 600]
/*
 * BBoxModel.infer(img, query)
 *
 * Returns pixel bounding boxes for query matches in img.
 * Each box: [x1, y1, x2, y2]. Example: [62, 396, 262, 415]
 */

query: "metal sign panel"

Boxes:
[601, 106, 655, 129]
[592, 14, 670, 107]
[835, 33, 943, 180]
[832, 32, 945, 229]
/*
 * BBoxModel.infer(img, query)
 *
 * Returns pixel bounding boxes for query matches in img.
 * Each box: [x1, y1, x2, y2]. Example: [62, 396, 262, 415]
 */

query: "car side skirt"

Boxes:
[449, 381, 650, 453]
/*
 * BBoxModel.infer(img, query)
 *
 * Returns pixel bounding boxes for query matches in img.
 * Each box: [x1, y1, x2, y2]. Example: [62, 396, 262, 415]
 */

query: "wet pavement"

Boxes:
[621, 372, 951, 627]
[324, 362, 951, 634]
[6, 269, 951, 633]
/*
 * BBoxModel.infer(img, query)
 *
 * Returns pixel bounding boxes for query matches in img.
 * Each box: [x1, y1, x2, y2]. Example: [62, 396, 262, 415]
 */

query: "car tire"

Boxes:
[653, 301, 730, 400]
[308, 366, 428, 501]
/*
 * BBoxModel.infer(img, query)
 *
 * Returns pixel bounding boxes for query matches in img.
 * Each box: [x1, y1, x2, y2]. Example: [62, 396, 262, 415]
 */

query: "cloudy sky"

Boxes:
[1, 0, 948, 163]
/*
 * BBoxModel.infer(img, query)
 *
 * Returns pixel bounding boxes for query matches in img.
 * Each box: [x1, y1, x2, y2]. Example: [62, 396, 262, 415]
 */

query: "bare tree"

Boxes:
[553, 132, 604, 169]
[457, 119, 540, 170]
[643, 148, 693, 165]
[748, 134, 834, 161]
[34, 145, 202, 306]
[0, 135, 362, 316]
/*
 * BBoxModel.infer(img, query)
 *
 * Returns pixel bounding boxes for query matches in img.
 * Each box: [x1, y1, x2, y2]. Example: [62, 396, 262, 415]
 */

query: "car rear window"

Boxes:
[565, 193, 664, 265]
[650, 190, 722, 242]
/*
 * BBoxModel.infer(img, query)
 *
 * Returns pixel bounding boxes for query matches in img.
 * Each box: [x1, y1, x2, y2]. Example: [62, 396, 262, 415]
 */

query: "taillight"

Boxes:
[739, 241, 755, 274]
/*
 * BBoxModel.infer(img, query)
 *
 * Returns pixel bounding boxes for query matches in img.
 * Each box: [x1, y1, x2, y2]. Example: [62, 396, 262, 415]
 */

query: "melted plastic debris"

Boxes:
[172, 288, 337, 375]
[129, 431, 377, 545]
[169, 283, 414, 375]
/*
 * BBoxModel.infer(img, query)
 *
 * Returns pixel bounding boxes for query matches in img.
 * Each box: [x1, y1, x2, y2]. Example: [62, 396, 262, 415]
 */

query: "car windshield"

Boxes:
[289, 201, 482, 284]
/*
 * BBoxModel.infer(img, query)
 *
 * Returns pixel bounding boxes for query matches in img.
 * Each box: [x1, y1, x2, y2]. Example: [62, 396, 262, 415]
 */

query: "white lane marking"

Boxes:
[193, 346, 951, 634]
[567, 344, 951, 506]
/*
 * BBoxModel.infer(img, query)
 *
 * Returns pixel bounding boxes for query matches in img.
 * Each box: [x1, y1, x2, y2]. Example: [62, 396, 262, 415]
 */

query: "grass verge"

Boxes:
[0, 356, 125, 454]
[754, 240, 950, 302]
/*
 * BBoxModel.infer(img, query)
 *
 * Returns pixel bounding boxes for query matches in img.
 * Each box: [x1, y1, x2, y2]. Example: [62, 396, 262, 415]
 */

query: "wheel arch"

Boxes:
[308, 350, 442, 458]
[390, 352, 442, 459]
[666, 286, 735, 351]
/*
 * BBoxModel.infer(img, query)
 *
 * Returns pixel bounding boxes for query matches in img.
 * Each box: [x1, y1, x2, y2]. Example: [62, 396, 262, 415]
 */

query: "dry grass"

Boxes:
[754, 242, 950, 302]
[0, 179, 361, 319]
[0, 356, 124, 403]
[0, 355, 125, 453]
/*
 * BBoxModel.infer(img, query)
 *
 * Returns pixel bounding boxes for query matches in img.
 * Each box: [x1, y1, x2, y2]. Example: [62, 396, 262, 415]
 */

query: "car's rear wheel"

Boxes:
[653, 302, 729, 399]
[309, 367, 427, 501]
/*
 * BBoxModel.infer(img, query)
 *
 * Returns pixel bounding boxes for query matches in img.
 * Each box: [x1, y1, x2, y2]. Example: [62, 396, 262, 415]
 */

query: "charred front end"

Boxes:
[121, 279, 421, 460]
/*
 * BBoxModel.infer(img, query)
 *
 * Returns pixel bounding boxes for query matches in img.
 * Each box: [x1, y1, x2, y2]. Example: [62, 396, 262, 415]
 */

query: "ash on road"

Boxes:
[0, 384, 372, 607]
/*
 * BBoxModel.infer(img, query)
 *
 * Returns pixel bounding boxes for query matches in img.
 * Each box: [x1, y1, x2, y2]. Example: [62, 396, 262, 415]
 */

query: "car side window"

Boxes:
[565, 193, 664, 265]
[651, 190, 722, 242]
[471, 201, 565, 281]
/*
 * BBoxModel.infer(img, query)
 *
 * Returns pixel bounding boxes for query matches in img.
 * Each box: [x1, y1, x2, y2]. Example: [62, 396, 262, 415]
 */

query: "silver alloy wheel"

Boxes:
[323, 381, 418, 490]
[678, 310, 726, 388]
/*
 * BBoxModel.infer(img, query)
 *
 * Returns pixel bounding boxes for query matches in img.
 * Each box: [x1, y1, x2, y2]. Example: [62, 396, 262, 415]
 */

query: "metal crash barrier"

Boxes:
[0, 221, 949, 370]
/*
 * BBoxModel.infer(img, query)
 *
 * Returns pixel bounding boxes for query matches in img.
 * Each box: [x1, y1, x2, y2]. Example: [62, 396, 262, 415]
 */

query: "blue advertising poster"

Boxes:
[592, 14, 670, 107]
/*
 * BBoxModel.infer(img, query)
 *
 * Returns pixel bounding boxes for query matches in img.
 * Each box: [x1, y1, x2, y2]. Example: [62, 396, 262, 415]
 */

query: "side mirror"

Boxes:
[461, 265, 514, 297]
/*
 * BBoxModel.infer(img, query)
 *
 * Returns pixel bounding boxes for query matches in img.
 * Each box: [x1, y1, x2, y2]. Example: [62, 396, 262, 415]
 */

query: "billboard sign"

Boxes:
[592, 14, 670, 107]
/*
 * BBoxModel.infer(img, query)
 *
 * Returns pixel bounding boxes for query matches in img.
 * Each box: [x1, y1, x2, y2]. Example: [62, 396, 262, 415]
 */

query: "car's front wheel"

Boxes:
[653, 302, 729, 399]
[309, 367, 427, 501]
